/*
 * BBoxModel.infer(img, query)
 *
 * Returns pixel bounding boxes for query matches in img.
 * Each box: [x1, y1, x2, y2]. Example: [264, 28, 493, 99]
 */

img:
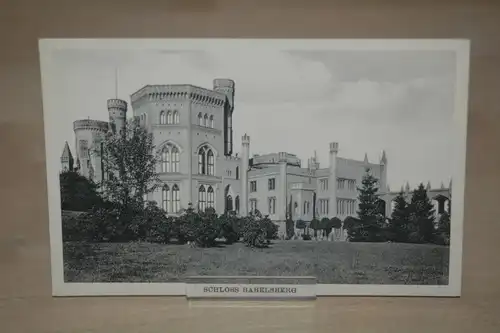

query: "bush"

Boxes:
[302, 234, 312, 240]
[241, 211, 276, 248]
[175, 207, 220, 247]
[218, 212, 242, 244]
[285, 219, 295, 239]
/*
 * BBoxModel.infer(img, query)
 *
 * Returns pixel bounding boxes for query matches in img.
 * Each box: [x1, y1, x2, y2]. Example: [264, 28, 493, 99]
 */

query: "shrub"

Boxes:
[175, 207, 220, 247]
[218, 212, 242, 244]
[285, 219, 295, 239]
[241, 211, 272, 248]
[302, 234, 312, 241]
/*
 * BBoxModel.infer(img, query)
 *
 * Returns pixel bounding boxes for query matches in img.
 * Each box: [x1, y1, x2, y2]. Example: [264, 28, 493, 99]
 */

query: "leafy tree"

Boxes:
[241, 210, 274, 248]
[218, 211, 242, 244]
[295, 219, 306, 234]
[310, 218, 321, 237]
[387, 192, 411, 242]
[435, 211, 451, 245]
[59, 170, 104, 211]
[408, 183, 436, 243]
[99, 118, 162, 209]
[330, 217, 342, 238]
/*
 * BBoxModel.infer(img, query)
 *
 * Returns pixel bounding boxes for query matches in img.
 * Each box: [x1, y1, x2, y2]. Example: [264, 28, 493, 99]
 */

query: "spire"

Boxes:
[61, 141, 73, 160]
[364, 153, 369, 164]
[405, 181, 410, 192]
[449, 178, 452, 189]
[380, 150, 387, 165]
[440, 181, 445, 189]
[426, 181, 431, 191]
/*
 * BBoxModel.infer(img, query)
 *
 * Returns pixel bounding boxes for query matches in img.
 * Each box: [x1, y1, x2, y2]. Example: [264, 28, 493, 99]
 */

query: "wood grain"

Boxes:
[1, 0, 500, 332]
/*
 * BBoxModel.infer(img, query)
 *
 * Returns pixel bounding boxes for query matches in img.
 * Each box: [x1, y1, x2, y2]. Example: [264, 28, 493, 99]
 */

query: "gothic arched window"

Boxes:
[226, 195, 233, 212]
[198, 185, 206, 212]
[203, 114, 208, 127]
[209, 115, 214, 128]
[171, 146, 179, 172]
[160, 111, 166, 125]
[162, 184, 170, 212]
[173, 110, 180, 124]
[207, 150, 214, 175]
[167, 111, 173, 124]
[172, 184, 180, 213]
[161, 143, 180, 173]
[235, 196, 240, 214]
[236, 166, 239, 180]
[198, 113, 203, 126]
[198, 147, 206, 174]
[207, 186, 215, 208]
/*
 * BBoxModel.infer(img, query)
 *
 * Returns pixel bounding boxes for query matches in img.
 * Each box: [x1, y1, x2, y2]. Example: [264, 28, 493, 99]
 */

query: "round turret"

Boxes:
[107, 98, 128, 134]
[213, 78, 235, 110]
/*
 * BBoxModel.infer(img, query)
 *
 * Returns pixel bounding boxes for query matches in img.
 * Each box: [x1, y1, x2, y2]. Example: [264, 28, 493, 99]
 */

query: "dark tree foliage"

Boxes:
[387, 192, 411, 242]
[408, 183, 436, 243]
[59, 170, 105, 212]
[99, 119, 162, 209]
[435, 211, 451, 245]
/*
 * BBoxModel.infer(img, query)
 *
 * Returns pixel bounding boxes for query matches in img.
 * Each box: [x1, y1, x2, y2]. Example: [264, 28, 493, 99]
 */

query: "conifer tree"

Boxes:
[408, 183, 436, 243]
[387, 192, 410, 242]
[350, 168, 383, 242]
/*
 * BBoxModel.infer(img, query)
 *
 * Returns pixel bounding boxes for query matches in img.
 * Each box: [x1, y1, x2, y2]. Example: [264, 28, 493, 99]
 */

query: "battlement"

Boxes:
[224, 155, 241, 162]
[73, 119, 109, 132]
[330, 142, 339, 153]
[278, 152, 287, 162]
[213, 78, 235, 89]
[242, 133, 250, 144]
[107, 98, 127, 111]
[130, 84, 227, 108]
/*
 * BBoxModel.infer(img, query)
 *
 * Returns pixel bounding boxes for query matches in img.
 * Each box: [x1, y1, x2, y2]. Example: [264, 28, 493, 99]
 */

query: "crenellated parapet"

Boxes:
[107, 98, 127, 111]
[130, 84, 227, 109]
[73, 119, 109, 132]
[224, 155, 241, 162]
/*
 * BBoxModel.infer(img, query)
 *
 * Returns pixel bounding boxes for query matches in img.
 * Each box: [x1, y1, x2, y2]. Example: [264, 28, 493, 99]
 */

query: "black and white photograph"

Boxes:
[39, 38, 469, 297]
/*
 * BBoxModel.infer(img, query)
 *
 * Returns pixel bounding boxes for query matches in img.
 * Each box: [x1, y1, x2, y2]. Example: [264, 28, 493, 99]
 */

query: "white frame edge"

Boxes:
[38, 38, 470, 297]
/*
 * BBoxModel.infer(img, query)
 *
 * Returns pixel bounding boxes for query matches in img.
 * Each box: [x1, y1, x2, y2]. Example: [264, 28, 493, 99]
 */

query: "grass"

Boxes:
[63, 240, 449, 285]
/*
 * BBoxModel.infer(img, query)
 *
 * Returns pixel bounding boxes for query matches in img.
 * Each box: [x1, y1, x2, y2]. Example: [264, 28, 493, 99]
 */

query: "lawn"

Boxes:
[63, 240, 449, 285]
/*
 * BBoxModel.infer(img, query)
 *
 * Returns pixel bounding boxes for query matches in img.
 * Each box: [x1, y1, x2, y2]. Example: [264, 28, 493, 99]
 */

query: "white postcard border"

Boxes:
[39, 38, 470, 297]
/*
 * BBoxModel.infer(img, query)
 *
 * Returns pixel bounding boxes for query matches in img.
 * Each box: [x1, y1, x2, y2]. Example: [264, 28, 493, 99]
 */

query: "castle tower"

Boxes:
[240, 133, 250, 216]
[213, 79, 235, 156]
[278, 152, 288, 221]
[60, 141, 74, 171]
[107, 98, 128, 136]
[329, 142, 339, 218]
[73, 119, 109, 182]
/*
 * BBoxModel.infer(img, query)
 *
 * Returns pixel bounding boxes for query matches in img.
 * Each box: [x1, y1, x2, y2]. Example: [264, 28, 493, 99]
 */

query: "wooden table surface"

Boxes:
[1, 0, 500, 332]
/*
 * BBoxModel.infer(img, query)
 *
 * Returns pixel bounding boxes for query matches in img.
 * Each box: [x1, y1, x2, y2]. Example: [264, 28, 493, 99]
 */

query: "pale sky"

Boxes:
[49, 44, 457, 191]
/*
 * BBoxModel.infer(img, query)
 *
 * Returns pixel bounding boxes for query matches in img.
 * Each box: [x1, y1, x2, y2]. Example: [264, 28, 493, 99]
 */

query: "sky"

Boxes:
[48, 43, 458, 191]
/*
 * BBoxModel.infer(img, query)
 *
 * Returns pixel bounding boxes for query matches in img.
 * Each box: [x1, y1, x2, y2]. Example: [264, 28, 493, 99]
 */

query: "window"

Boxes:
[207, 186, 215, 208]
[162, 185, 170, 212]
[198, 113, 203, 125]
[161, 143, 180, 173]
[303, 201, 310, 215]
[236, 166, 239, 180]
[250, 199, 258, 212]
[348, 179, 356, 191]
[166, 111, 172, 124]
[172, 184, 180, 213]
[160, 111, 166, 125]
[250, 181, 257, 192]
[209, 115, 214, 128]
[198, 185, 206, 212]
[268, 178, 276, 191]
[226, 195, 233, 212]
[173, 110, 180, 124]
[320, 179, 328, 191]
[207, 150, 214, 175]
[198, 145, 215, 175]
[235, 196, 240, 213]
[294, 202, 298, 215]
[203, 114, 208, 126]
[268, 197, 276, 214]
[319, 199, 329, 215]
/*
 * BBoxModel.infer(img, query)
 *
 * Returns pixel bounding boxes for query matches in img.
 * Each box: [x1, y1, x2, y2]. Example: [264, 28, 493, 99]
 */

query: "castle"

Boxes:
[60, 78, 452, 237]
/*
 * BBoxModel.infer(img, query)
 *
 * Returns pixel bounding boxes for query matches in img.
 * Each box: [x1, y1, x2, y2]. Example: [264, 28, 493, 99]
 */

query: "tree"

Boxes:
[350, 168, 384, 242]
[285, 218, 295, 240]
[99, 119, 162, 209]
[408, 183, 436, 243]
[59, 170, 104, 211]
[387, 192, 411, 242]
[295, 219, 306, 234]
[435, 211, 451, 245]
[310, 218, 321, 238]
[330, 217, 342, 238]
